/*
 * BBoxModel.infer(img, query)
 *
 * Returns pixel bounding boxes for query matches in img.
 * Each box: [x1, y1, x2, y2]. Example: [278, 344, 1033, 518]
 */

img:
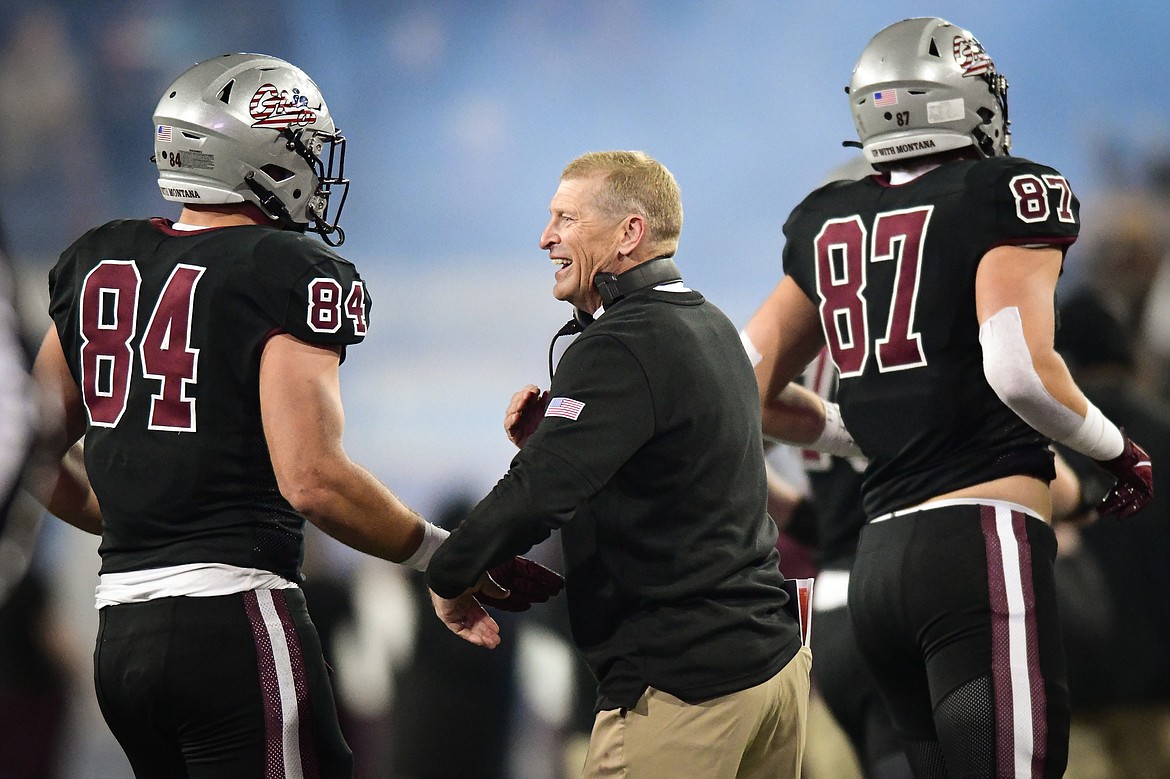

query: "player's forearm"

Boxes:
[26, 443, 102, 535]
[288, 459, 430, 563]
[762, 383, 826, 445]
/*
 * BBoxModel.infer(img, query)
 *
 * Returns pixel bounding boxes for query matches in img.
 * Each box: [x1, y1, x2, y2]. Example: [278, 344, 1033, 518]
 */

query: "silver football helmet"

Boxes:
[848, 17, 1010, 165]
[153, 53, 349, 244]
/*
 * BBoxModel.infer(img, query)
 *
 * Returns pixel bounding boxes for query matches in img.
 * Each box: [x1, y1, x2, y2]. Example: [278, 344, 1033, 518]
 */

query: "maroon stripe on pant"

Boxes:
[981, 506, 1016, 775]
[270, 590, 320, 779]
[979, 506, 1047, 778]
[243, 590, 286, 779]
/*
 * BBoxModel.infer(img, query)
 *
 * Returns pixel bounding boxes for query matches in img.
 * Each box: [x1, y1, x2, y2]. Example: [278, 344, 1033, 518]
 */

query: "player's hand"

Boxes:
[478, 555, 565, 612]
[1096, 432, 1153, 519]
[505, 385, 550, 448]
[428, 588, 502, 649]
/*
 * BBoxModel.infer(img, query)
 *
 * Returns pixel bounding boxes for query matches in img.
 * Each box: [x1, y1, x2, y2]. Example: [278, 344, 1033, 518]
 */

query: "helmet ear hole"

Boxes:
[260, 164, 295, 182]
[976, 107, 996, 123]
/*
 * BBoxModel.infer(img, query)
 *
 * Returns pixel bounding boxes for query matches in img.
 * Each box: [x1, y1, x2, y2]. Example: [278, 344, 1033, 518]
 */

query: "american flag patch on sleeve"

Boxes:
[545, 396, 585, 420]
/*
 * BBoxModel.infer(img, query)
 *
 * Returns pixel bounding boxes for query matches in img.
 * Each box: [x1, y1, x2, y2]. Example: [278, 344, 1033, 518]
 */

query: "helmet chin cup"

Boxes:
[153, 53, 350, 244]
[848, 17, 1010, 165]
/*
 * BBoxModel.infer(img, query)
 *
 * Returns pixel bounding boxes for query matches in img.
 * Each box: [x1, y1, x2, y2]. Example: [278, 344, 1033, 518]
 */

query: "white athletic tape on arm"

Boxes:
[740, 329, 763, 368]
[979, 307, 1123, 460]
[812, 400, 864, 458]
[401, 521, 451, 572]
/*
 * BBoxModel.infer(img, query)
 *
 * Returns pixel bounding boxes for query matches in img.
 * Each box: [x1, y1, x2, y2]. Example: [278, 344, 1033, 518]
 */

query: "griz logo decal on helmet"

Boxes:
[952, 35, 993, 77]
[248, 85, 318, 129]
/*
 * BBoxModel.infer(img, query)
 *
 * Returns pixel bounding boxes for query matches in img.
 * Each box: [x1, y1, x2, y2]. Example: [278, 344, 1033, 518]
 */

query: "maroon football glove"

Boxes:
[479, 555, 565, 612]
[1096, 433, 1153, 519]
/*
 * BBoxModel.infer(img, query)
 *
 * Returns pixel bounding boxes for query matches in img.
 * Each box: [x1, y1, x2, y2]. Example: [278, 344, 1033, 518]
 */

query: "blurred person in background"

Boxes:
[762, 352, 913, 779]
[0, 206, 68, 779]
[746, 17, 1153, 777]
[1052, 291, 1170, 779]
[747, 157, 913, 779]
[388, 494, 519, 779]
[0, 215, 35, 544]
[24, 52, 557, 778]
[1063, 192, 1168, 397]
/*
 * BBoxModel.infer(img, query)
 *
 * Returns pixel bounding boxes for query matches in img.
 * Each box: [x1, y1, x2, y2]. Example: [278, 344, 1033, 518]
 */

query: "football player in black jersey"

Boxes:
[25, 54, 560, 778]
[742, 18, 1153, 779]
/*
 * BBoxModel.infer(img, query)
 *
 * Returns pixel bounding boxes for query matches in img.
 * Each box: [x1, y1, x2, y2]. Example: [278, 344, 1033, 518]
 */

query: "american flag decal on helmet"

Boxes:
[545, 396, 585, 420]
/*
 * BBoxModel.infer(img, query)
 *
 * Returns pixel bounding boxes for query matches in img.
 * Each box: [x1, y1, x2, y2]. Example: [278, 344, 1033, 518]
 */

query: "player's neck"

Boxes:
[177, 204, 272, 228]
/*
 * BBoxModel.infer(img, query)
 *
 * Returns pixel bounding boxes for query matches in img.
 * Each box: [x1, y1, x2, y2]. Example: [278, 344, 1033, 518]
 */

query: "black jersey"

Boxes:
[428, 288, 800, 710]
[783, 156, 1078, 518]
[48, 218, 371, 581]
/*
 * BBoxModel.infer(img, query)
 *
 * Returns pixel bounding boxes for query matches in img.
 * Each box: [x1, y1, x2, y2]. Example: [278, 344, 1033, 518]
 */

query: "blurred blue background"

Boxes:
[4, 1, 1170, 776]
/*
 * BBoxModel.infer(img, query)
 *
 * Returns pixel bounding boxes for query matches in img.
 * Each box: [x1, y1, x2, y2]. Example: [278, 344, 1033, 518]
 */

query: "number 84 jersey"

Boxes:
[48, 218, 371, 581]
[781, 156, 1079, 519]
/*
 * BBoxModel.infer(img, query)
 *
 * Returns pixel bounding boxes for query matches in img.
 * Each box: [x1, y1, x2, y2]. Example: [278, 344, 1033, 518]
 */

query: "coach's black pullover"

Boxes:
[428, 287, 802, 710]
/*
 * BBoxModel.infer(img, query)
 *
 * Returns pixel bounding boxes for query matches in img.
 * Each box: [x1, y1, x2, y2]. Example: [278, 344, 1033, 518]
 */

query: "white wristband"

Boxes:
[812, 401, 864, 458]
[1064, 400, 1124, 461]
[401, 521, 451, 572]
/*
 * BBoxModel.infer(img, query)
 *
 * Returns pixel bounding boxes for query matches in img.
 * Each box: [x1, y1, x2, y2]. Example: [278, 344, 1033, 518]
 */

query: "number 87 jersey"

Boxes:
[47, 218, 371, 581]
[781, 155, 1079, 519]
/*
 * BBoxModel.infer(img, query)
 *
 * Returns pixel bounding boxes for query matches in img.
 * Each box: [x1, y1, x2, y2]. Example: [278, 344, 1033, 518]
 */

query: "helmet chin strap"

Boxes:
[243, 173, 300, 229]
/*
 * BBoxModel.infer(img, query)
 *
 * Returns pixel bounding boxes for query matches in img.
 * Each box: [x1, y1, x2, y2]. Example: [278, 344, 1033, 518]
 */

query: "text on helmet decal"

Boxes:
[952, 35, 993, 77]
[871, 139, 937, 158]
[249, 84, 318, 129]
[161, 186, 201, 199]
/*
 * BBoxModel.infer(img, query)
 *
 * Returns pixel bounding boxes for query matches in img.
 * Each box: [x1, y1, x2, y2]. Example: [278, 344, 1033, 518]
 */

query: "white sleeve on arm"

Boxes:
[739, 328, 763, 368]
[979, 306, 1124, 460]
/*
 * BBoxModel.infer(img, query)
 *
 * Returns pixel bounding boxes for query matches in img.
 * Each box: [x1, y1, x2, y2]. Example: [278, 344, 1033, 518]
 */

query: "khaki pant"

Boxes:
[582, 646, 812, 778]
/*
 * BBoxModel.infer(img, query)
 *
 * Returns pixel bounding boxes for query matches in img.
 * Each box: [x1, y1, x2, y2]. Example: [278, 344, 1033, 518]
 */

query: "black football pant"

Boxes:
[849, 502, 1070, 778]
[95, 588, 353, 778]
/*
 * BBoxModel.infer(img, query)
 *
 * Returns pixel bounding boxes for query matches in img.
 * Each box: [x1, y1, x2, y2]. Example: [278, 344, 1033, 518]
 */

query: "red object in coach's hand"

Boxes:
[1097, 433, 1154, 519]
[480, 555, 565, 612]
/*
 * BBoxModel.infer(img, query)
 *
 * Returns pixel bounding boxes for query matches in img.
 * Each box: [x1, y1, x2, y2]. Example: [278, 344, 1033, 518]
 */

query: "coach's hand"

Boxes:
[478, 555, 565, 612]
[505, 385, 550, 448]
[1097, 432, 1153, 519]
[429, 584, 503, 649]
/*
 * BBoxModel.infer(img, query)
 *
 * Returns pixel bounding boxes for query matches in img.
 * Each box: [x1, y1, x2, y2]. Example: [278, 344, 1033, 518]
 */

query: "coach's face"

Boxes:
[540, 174, 626, 314]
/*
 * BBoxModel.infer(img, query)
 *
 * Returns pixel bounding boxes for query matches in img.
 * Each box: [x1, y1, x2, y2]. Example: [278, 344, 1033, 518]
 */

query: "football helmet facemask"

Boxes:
[847, 17, 1010, 166]
[153, 53, 349, 245]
